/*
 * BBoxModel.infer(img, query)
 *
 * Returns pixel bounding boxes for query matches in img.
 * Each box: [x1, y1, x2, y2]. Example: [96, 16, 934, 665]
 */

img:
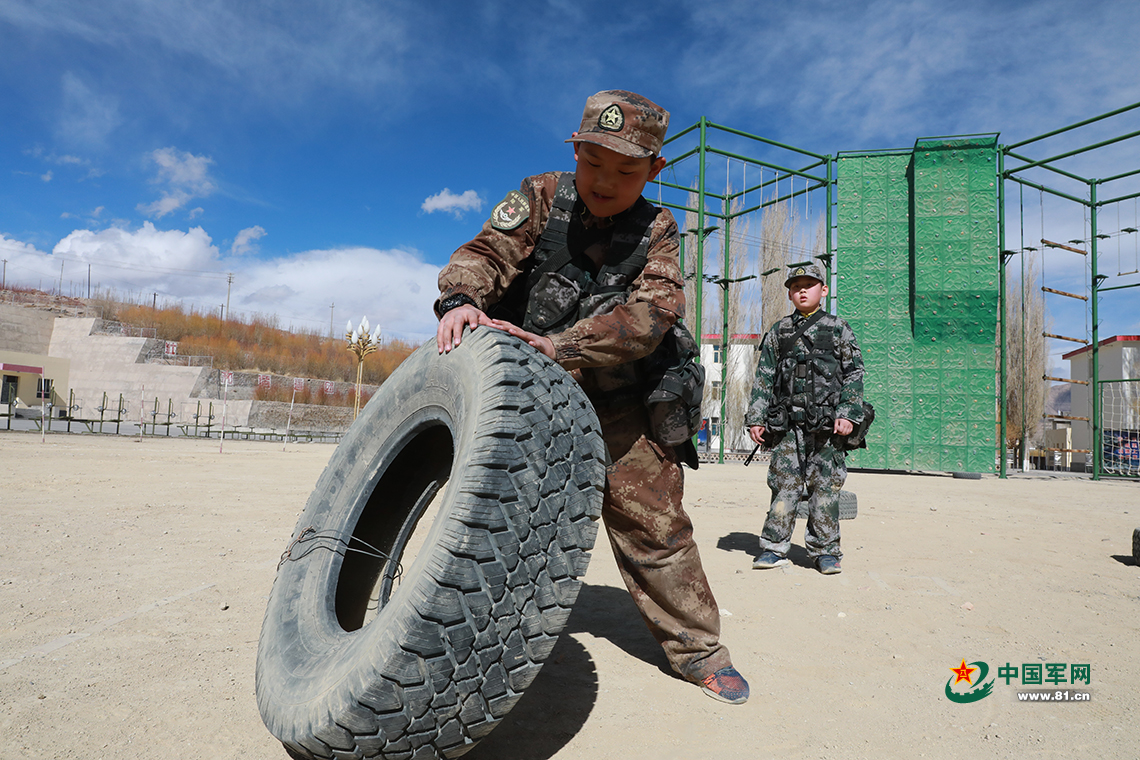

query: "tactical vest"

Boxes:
[766, 312, 844, 434]
[520, 174, 658, 336]
[502, 173, 704, 448]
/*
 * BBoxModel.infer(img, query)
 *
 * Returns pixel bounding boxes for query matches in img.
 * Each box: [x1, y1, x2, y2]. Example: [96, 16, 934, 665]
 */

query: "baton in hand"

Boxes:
[743, 443, 761, 467]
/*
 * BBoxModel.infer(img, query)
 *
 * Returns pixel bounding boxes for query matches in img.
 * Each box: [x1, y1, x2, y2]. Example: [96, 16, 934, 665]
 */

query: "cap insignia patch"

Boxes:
[794, 267, 805, 276]
[598, 104, 624, 132]
[490, 190, 529, 231]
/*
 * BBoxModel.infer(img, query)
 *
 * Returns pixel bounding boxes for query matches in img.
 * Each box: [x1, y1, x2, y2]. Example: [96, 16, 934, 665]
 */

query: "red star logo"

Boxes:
[505, 206, 515, 215]
[950, 659, 976, 685]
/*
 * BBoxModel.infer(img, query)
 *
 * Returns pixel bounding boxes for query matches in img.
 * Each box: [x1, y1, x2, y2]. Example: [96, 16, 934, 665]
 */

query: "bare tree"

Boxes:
[759, 200, 799, 332]
[681, 186, 827, 452]
[682, 185, 765, 451]
[1004, 252, 1048, 468]
[720, 195, 759, 451]
[681, 186, 702, 333]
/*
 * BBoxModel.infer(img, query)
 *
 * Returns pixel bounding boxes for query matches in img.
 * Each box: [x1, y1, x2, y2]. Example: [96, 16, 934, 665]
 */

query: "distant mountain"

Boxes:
[1046, 383, 1071, 416]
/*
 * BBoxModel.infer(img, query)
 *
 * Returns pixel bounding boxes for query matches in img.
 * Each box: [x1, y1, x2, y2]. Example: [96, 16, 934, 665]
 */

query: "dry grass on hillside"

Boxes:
[96, 298, 414, 387]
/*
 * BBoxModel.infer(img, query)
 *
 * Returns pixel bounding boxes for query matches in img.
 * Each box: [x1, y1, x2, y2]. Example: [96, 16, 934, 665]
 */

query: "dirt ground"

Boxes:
[1, 431, 1138, 760]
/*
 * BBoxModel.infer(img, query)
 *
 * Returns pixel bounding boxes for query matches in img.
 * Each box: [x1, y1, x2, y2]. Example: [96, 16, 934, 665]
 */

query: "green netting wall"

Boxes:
[837, 138, 1000, 473]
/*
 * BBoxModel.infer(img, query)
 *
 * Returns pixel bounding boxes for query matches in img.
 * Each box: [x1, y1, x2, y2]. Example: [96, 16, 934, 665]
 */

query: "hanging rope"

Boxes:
[802, 176, 811, 252]
[1109, 200, 1140, 276]
[1084, 204, 1090, 338]
[1040, 189, 1045, 300]
[1117, 202, 1122, 276]
[1130, 199, 1140, 275]
[805, 173, 810, 252]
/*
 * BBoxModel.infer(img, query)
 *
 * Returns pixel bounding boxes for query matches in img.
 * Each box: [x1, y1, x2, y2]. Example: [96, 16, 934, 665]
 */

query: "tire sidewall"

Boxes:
[256, 328, 605, 757]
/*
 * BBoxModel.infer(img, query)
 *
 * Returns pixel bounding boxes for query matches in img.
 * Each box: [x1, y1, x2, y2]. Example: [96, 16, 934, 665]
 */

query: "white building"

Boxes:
[1063, 334, 1140, 474]
[699, 334, 760, 454]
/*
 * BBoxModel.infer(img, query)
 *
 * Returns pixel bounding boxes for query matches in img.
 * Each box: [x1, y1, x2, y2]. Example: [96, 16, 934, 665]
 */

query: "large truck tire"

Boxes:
[255, 328, 607, 759]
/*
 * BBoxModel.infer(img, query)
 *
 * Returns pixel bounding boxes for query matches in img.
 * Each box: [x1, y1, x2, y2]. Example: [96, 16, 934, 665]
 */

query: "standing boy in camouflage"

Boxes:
[434, 90, 749, 704]
[745, 262, 865, 575]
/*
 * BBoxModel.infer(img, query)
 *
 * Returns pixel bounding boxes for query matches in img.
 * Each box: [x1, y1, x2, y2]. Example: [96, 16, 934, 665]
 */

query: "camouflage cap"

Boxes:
[784, 261, 826, 287]
[566, 90, 669, 159]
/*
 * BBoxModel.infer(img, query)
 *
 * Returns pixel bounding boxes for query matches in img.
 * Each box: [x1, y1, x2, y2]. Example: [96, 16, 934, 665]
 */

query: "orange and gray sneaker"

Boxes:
[700, 666, 749, 704]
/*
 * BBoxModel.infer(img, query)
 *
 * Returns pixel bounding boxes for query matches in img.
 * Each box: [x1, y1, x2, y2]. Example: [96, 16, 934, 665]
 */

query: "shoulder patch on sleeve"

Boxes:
[490, 190, 530, 231]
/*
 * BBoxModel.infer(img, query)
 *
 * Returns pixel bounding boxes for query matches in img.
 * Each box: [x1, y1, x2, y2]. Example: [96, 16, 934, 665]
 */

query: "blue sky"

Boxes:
[2, 0, 1139, 366]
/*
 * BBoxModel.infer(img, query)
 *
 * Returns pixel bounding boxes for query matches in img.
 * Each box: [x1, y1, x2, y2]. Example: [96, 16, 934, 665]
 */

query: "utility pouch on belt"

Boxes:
[526, 271, 581, 332]
[644, 322, 704, 447]
[758, 427, 784, 449]
[839, 401, 875, 451]
[764, 404, 789, 434]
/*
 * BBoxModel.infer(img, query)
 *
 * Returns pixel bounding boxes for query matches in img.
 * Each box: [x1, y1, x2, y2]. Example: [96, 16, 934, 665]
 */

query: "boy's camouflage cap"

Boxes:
[566, 90, 669, 159]
[784, 261, 826, 287]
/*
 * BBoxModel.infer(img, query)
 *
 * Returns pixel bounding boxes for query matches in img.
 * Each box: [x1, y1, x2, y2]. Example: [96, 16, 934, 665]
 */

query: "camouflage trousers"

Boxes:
[597, 405, 732, 683]
[759, 426, 846, 559]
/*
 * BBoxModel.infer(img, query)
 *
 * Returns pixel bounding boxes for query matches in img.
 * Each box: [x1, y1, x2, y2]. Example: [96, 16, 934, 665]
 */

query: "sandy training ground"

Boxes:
[1, 432, 1138, 759]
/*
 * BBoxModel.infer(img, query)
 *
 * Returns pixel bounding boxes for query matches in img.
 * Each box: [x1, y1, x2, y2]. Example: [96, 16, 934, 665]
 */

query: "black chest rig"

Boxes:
[767, 311, 843, 434]
[491, 173, 704, 456]
[516, 173, 657, 336]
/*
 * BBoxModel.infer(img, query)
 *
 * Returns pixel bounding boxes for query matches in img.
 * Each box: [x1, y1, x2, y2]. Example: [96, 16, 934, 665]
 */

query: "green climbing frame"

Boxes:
[838, 137, 1001, 473]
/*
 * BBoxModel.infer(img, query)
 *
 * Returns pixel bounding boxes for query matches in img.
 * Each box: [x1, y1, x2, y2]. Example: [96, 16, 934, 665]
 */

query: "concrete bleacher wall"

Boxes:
[48, 317, 253, 426]
[0, 304, 56, 354]
[5, 308, 362, 433]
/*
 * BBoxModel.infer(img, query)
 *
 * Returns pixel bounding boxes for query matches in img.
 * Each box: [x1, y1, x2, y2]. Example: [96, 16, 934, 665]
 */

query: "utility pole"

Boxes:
[329, 302, 335, 339]
[2, 259, 7, 290]
[87, 264, 91, 299]
[58, 260, 64, 294]
[225, 272, 234, 320]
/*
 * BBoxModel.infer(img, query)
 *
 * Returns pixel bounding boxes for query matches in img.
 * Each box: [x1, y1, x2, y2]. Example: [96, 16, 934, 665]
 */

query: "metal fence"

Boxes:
[92, 319, 157, 338]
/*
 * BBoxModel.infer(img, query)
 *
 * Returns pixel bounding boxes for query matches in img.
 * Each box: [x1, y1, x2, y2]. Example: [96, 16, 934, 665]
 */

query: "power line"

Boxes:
[51, 255, 230, 280]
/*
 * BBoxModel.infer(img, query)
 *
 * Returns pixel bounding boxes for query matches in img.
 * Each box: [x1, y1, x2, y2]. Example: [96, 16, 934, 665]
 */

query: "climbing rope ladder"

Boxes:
[1000, 99, 1140, 478]
[1034, 188, 1093, 471]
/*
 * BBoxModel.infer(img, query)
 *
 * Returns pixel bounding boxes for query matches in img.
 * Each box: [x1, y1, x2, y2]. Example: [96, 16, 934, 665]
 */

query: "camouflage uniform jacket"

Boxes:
[744, 310, 865, 430]
[436, 171, 684, 403]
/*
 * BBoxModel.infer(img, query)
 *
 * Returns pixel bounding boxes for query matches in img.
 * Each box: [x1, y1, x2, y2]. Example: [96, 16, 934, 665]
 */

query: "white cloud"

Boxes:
[230, 225, 266, 256]
[1, 234, 49, 262]
[674, 0, 1140, 150]
[149, 147, 215, 191]
[53, 223, 222, 276]
[0, 234, 59, 291]
[56, 71, 121, 146]
[245, 284, 298, 304]
[139, 191, 191, 219]
[235, 246, 441, 341]
[41, 171, 53, 182]
[25, 146, 103, 179]
[421, 188, 483, 218]
[138, 147, 217, 219]
[4, 225, 440, 342]
[0, 1, 413, 105]
[60, 206, 105, 222]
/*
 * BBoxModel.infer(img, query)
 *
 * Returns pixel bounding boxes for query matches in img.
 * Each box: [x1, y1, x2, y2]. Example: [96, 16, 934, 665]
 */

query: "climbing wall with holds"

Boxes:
[838, 136, 1000, 473]
[836, 151, 913, 471]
